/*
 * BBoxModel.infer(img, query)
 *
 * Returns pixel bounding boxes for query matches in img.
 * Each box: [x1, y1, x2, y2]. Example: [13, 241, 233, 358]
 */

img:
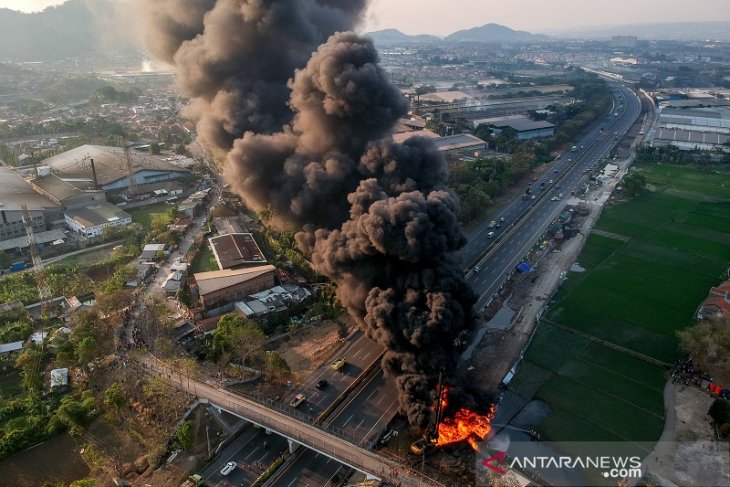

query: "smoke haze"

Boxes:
[145, 0, 482, 428]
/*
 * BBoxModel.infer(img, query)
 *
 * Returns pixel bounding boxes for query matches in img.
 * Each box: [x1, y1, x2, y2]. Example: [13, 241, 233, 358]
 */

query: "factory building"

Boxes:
[0, 165, 60, 242]
[42, 144, 190, 193]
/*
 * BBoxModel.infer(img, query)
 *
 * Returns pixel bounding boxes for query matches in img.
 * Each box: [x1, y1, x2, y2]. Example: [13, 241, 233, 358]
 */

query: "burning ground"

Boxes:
[144, 0, 490, 430]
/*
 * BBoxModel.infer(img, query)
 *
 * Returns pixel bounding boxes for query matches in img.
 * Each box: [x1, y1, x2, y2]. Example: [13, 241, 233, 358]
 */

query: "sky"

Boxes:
[1, 0, 729, 36]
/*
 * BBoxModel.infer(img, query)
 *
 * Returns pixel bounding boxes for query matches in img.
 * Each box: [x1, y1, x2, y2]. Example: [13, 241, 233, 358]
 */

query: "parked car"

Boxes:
[289, 393, 306, 408]
[220, 461, 236, 476]
[316, 380, 328, 390]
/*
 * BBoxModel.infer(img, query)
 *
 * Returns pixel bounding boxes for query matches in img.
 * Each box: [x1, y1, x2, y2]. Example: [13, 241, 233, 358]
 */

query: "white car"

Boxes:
[220, 461, 236, 476]
[487, 232, 495, 238]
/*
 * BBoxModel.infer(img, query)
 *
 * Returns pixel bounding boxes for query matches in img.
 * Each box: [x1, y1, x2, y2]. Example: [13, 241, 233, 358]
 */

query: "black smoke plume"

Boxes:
[145, 1, 480, 428]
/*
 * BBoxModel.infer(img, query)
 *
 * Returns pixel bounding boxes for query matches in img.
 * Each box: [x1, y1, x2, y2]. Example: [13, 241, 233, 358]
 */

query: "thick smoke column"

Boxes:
[145, 1, 480, 428]
[143, 0, 367, 149]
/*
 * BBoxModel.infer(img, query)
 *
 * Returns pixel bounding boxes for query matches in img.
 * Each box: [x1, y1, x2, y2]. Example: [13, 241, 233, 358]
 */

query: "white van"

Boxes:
[487, 232, 495, 238]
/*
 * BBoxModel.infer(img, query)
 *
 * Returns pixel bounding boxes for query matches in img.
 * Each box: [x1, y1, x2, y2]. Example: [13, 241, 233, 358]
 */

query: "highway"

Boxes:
[464, 83, 642, 310]
[271, 369, 400, 486]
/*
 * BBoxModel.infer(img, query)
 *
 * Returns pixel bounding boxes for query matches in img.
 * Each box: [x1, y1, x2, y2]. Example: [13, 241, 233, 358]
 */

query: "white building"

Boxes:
[64, 202, 132, 237]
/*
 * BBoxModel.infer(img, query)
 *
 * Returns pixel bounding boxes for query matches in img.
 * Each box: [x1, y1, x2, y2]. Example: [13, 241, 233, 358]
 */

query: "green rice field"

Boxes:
[506, 163, 730, 447]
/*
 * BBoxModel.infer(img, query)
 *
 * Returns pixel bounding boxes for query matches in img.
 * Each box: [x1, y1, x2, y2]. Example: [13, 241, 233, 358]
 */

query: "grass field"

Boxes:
[547, 180, 730, 363]
[190, 244, 218, 274]
[506, 163, 730, 451]
[127, 203, 175, 231]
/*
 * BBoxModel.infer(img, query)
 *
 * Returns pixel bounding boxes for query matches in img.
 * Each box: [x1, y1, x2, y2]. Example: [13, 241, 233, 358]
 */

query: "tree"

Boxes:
[678, 321, 730, 385]
[621, 171, 647, 197]
[175, 420, 194, 452]
[265, 351, 290, 383]
[211, 314, 266, 365]
[15, 343, 44, 393]
[104, 383, 126, 409]
[75, 337, 97, 367]
[149, 142, 161, 155]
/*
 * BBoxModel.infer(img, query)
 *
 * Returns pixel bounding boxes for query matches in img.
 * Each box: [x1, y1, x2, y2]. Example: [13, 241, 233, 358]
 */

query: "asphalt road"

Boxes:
[271, 370, 399, 487]
[207, 331, 383, 482]
[465, 83, 641, 310]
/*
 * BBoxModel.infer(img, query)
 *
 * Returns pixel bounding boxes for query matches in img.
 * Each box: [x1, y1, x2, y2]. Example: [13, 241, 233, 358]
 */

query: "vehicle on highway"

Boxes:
[551, 196, 559, 201]
[331, 357, 346, 371]
[316, 379, 328, 390]
[488, 220, 497, 228]
[289, 393, 306, 408]
[487, 232, 495, 238]
[548, 179, 553, 184]
[499, 217, 505, 222]
[220, 461, 236, 476]
[473, 265, 481, 273]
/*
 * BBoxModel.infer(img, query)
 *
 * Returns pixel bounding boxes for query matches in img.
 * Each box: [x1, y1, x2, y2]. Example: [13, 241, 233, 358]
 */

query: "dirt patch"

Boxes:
[275, 320, 345, 384]
[645, 384, 730, 487]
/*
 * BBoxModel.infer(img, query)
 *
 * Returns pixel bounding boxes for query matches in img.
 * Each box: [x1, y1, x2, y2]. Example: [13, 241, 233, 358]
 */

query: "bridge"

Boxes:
[138, 354, 445, 487]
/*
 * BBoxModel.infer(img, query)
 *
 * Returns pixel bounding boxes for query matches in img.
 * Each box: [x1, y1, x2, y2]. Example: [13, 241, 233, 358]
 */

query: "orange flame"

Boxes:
[436, 405, 496, 450]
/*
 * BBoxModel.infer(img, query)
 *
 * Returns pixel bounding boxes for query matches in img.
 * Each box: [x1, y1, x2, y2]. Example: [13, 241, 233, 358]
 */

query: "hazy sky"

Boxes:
[1, 0, 729, 35]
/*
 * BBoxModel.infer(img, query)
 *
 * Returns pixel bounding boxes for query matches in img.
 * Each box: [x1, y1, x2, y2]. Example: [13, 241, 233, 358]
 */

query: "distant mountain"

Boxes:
[543, 21, 730, 41]
[365, 29, 440, 45]
[0, 0, 137, 62]
[446, 23, 547, 43]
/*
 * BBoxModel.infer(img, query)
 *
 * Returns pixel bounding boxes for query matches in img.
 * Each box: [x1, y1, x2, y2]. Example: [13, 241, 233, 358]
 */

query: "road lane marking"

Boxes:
[342, 414, 354, 427]
[325, 466, 343, 487]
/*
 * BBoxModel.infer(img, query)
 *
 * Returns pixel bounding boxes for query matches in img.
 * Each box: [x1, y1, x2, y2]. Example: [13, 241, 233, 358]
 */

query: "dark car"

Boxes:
[316, 380, 329, 390]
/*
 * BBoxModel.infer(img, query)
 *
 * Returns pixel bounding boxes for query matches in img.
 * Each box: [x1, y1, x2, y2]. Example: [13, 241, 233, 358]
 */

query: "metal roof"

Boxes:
[42, 145, 190, 186]
[194, 265, 277, 296]
[64, 202, 131, 228]
[209, 233, 267, 269]
[0, 166, 59, 212]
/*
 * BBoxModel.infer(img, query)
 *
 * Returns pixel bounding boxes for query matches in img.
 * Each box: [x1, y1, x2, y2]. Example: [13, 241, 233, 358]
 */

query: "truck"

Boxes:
[9, 262, 27, 272]
[180, 474, 203, 487]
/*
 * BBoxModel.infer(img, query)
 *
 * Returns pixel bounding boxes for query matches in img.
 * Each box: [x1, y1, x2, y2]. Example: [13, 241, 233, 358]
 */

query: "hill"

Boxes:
[0, 0, 136, 62]
[446, 23, 547, 43]
[365, 29, 440, 45]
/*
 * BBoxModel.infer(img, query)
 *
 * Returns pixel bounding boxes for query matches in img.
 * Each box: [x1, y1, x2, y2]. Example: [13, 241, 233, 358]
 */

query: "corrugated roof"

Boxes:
[65, 202, 131, 228]
[0, 166, 59, 211]
[209, 233, 266, 269]
[0, 341, 24, 354]
[42, 145, 190, 186]
[432, 134, 487, 152]
[194, 265, 277, 295]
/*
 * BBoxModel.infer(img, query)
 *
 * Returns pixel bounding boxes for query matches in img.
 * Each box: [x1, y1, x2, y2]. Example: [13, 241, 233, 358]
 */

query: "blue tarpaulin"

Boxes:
[516, 262, 531, 273]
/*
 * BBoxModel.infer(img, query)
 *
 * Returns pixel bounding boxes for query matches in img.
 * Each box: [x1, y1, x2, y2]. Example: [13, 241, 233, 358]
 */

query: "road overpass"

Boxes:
[137, 354, 445, 487]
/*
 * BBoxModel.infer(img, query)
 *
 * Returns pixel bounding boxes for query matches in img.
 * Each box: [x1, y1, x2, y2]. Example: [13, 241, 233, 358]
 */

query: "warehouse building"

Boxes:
[193, 265, 277, 309]
[209, 233, 266, 270]
[0, 165, 60, 242]
[42, 145, 190, 192]
[64, 203, 132, 238]
[431, 134, 488, 162]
